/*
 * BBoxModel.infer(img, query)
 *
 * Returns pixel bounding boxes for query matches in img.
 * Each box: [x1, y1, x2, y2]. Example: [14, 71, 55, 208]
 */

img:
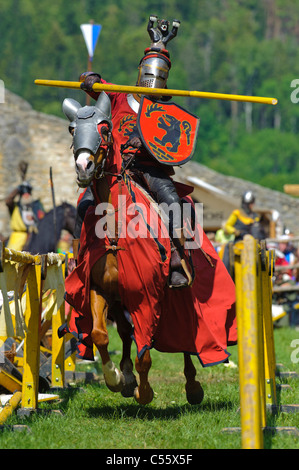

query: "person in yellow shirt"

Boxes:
[224, 190, 263, 242]
[222, 191, 264, 274]
[5, 181, 45, 251]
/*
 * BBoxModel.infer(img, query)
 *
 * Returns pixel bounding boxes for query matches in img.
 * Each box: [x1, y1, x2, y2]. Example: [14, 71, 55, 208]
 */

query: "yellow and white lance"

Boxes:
[34, 79, 278, 106]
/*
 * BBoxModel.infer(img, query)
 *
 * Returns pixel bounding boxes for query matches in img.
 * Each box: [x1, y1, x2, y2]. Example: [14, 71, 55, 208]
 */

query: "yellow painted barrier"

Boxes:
[235, 236, 264, 449]
[22, 261, 42, 410]
[48, 254, 66, 389]
[259, 241, 277, 407]
[0, 369, 22, 393]
[0, 245, 69, 417]
[0, 391, 22, 425]
[233, 236, 285, 449]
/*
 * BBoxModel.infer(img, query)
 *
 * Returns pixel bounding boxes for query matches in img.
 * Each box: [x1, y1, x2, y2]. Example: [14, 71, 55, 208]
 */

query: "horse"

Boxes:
[24, 202, 76, 255]
[61, 92, 237, 405]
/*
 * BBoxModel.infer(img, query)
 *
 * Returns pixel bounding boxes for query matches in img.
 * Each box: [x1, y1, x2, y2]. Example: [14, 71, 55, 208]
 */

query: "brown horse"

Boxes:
[62, 93, 211, 405]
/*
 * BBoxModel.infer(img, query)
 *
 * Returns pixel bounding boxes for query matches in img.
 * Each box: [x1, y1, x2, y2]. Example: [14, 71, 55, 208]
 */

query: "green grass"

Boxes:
[0, 326, 298, 449]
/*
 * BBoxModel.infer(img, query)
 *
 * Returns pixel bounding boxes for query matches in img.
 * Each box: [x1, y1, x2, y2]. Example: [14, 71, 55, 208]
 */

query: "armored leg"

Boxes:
[134, 164, 192, 288]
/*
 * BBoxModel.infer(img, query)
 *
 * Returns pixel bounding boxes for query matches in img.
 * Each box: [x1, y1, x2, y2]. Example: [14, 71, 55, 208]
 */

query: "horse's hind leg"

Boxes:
[134, 349, 154, 405]
[90, 289, 124, 392]
[184, 353, 204, 405]
[112, 303, 137, 397]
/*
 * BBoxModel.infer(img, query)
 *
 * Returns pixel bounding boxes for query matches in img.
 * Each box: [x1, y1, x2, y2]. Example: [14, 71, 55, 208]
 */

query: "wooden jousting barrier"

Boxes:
[0, 245, 68, 420]
[34, 79, 278, 106]
[226, 236, 298, 448]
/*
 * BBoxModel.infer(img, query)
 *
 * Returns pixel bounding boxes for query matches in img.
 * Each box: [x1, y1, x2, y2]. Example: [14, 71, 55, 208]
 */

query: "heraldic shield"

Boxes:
[137, 96, 200, 166]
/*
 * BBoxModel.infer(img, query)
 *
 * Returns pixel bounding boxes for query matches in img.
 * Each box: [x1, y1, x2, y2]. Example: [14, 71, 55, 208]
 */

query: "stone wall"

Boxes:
[0, 90, 78, 237]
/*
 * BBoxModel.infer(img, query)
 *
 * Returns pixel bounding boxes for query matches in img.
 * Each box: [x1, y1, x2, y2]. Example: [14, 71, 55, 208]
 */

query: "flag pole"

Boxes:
[86, 19, 94, 105]
[80, 20, 102, 105]
[49, 167, 57, 252]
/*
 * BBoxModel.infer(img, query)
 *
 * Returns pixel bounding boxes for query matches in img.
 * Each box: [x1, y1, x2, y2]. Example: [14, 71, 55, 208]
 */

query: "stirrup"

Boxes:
[168, 258, 193, 289]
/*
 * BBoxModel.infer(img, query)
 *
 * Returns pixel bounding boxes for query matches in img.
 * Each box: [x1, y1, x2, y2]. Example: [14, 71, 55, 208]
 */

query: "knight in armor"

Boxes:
[222, 190, 264, 275]
[77, 16, 192, 288]
[224, 190, 261, 242]
[5, 179, 45, 251]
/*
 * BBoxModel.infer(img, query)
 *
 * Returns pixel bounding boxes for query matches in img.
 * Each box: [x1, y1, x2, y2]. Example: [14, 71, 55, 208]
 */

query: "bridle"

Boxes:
[94, 130, 114, 180]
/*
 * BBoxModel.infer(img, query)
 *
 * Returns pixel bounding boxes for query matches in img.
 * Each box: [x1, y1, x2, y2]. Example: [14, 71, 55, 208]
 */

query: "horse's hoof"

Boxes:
[121, 377, 138, 398]
[185, 381, 204, 405]
[103, 361, 125, 393]
[105, 374, 125, 393]
[121, 359, 138, 397]
[134, 385, 154, 405]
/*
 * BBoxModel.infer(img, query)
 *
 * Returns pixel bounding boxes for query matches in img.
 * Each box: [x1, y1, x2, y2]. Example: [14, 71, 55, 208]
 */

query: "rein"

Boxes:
[92, 134, 125, 251]
[94, 135, 114, 180]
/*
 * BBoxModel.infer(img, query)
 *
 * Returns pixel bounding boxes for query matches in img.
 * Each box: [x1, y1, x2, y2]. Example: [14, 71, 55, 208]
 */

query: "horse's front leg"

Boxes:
[184, 353, 204, 405]
[134, 349, 154, 405]
[90, 288, 124, 392]
[112, 303, 137, 397]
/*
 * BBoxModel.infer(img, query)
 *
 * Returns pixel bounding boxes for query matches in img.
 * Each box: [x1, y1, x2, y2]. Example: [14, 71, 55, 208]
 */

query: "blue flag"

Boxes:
[80, 23, 102, 59]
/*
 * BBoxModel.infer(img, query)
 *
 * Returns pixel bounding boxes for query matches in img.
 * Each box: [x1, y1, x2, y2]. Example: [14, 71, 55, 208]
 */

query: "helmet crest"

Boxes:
[147, 15, 180, 50]
[136, 15, 180, 92]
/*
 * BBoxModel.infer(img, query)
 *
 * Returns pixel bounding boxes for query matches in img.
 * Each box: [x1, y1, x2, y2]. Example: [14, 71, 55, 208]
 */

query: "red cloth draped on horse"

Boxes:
[63, 160, 237, 366]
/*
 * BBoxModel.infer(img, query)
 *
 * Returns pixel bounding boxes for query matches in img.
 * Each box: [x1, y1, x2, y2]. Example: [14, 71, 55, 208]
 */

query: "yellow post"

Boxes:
[64, 307, 76, 374]
[21, 260, 42, 410]
[256, 245, 267, 428]
[65, 349, 76, 373]
[260, 245, 277, 407]
[41, 254, 67, 389]
[51, 293, 65, 389]
[238, 235, 263, 449]
[34, 79, 278, 105]
[234, 241, 245, 394]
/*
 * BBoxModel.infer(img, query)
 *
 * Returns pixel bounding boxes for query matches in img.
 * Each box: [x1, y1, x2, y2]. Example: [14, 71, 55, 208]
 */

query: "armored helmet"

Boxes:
[136, 50, 171, 89]
[241, 191, 255, 215]
[242, 190, 255, 205]
[19, 181, 33, 195]
[136, 15, 179, 91]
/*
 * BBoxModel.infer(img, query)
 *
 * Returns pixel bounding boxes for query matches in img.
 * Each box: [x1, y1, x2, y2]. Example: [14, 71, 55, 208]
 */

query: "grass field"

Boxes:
[0, 326, 298, 450]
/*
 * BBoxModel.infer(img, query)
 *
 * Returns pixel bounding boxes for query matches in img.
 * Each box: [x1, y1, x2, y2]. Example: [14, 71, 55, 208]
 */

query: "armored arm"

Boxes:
[224, 211, 239, 236]
[5, 187, 20, 214]
[79, 71, 102, 100]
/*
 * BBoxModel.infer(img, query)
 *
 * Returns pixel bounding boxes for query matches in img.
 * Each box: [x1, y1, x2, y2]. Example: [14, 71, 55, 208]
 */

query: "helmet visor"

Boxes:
[137, 56, 170, 89]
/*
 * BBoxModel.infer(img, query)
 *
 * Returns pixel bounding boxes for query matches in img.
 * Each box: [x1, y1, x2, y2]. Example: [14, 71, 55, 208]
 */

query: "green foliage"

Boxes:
[0, 0, 299, 192]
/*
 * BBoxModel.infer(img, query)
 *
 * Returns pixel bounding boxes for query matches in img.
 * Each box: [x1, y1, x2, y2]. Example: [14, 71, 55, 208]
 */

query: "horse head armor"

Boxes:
[62, 92, 112, 187]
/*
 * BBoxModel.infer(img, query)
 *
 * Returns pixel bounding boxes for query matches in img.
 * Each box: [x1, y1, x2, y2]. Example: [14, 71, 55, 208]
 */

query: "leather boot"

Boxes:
[72, 239, 80, 262]
[168, 229, 193, 289]
[169, 245, 189, 288]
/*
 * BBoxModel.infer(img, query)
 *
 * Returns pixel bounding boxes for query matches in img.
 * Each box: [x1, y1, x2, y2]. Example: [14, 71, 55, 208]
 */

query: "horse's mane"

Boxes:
[25, 202, 76, 255]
